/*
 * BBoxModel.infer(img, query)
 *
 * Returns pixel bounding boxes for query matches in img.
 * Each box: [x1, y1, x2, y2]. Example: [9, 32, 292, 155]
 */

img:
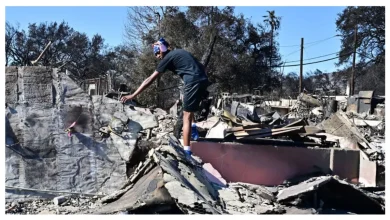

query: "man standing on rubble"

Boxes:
[120, 38, 209, 156]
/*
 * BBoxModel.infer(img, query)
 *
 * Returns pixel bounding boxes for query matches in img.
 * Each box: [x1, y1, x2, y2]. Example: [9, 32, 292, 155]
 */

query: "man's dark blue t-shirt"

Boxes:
[156, 49, 208, 85]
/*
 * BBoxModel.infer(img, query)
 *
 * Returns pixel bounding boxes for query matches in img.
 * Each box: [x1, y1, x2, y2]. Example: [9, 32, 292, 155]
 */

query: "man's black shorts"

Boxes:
[183, 80, 209, 112]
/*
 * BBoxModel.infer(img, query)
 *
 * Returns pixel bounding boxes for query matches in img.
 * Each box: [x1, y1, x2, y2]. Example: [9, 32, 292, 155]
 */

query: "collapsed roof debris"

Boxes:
[5, 67, 385, 214]
[276, 176, 384, 214]
[84, 135, 384, 215]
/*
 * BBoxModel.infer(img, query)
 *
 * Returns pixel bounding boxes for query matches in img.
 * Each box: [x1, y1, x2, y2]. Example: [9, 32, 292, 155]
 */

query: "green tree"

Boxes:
[335, 6, 385, 95]
[336, 6, 384, 65]
[263, 10, 281, 68]
[123, 6, 283, 108]
[5, 21, 113, 80]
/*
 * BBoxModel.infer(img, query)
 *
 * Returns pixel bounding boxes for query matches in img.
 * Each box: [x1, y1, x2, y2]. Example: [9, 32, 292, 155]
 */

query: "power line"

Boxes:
[304, 35, 339, 46]
[279, 44, 301, 48]
[284, 51, 352, 64]
[304, 40, 329, 50]
[284, 48, 301, 58]
[273, 52, 352, 68]
[279, 35, 339, 48]
[283, 36, 340, 59]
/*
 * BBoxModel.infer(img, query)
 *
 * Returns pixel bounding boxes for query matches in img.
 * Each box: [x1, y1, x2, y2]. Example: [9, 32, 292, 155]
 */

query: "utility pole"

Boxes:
[350, 24, 358, 96]
[299, 38, 304, 93]
[155, 12, 161, 38]
[155, 12, 161, 106]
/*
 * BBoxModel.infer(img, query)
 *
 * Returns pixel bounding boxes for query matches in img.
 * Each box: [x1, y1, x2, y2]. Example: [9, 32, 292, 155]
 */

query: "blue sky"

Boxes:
[6, 6, 346, 74]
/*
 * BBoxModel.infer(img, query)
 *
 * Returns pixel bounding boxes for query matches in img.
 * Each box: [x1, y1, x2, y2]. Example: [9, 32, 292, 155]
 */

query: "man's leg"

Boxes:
[182, 111, 193, 151]
[182, 80, 208, 155]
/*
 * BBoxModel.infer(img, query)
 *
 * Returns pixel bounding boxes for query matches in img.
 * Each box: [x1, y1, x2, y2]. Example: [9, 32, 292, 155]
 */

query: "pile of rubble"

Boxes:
[148, 108, 177, 144]
[4, 67, 385, 215]
[5, 195, 101, 215]
[5, 100, 386, 215]
[197, 91, 385, 185]
[85, 135, 384, 214]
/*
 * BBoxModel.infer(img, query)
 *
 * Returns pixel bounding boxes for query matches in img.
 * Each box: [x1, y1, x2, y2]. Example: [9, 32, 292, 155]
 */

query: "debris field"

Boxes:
[5, 67, 385, 214]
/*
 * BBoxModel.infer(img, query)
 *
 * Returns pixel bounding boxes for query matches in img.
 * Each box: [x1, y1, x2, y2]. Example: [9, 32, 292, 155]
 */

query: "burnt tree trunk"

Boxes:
[201, 34, 217, 69]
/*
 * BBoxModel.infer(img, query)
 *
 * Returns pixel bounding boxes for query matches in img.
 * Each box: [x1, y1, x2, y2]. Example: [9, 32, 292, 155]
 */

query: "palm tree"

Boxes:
[263, 10, 281, 68]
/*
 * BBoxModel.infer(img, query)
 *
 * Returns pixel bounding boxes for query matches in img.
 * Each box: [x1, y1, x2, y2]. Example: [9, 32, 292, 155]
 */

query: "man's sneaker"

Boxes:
[191, 123, 199, 140]
[184, 149, 192, 156]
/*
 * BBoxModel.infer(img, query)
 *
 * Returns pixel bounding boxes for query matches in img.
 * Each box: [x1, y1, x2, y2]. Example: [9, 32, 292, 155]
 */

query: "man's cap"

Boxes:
[153, 37, 169, 55]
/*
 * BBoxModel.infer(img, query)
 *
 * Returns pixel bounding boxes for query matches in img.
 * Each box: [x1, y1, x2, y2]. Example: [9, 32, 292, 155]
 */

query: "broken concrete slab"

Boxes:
[229, 182, 275, 201]
[92, 97, 161, 163]
[108, 132, 137, 162]
[255, 203, 285, 214]
[321, 112, 379, 153]
[92, 135, 224, 214]
[169, 101, 180, 117]
[218, 183, 283, 214]
[277, 176, 384, 214]
[284, 206, 316, 214]
[152, 108, 168, 116]
[218, 188, 256, 214]
[156, 151, 219, 208]
[90, 166, 175, 214]
[92, 96, 158, 132]
[277, 176, 334, 202]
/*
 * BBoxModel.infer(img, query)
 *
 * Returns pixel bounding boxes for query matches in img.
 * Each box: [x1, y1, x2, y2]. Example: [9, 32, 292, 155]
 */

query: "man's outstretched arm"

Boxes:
[121, 70, 161, 102]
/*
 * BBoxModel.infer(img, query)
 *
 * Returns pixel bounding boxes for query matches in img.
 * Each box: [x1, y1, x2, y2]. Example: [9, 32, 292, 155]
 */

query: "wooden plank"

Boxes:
[242, 120, 260, 127]
[237, 126, 303, 139]
[226, 122, 264, 133]
[234, 126, 303, 137]
[283, 119, 305, 128]
[226, 126, 244, 133]
[303, 126, 324, 134]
